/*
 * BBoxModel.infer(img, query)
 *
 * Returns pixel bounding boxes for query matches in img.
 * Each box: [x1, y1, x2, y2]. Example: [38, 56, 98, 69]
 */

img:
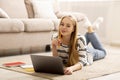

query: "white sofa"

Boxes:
[0, 0, 86, 56]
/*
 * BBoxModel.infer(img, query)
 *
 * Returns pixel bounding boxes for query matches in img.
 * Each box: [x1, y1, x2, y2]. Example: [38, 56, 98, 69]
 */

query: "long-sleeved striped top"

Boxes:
[52, 33, 92, 66]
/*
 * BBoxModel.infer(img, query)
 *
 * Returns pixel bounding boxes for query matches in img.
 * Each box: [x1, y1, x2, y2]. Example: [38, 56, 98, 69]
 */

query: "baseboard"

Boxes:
[110, 42, 120, 47]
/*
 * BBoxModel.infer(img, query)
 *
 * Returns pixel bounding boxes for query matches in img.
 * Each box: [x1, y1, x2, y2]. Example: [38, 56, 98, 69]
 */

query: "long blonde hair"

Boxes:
[58, 15, 79, 66]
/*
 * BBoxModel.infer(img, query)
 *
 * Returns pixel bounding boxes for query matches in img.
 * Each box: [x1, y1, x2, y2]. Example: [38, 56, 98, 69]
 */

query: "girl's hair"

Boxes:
[58, 15, 79, 66]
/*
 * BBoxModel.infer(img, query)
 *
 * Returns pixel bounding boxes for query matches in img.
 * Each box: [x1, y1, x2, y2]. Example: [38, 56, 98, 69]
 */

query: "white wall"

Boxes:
[106, 1, 120, 46]
[59, 0, 120, 45]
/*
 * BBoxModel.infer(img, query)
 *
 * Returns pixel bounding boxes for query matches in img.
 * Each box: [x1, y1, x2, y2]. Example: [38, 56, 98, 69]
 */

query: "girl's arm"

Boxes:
[70, 62, 83, 71]
[51, 39, 59, 56]
[52, 44, 58, 56]
[64, 63, 82, 75]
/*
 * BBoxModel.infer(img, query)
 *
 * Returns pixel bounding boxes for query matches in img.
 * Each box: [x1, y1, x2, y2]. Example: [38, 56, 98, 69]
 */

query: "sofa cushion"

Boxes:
[0, 0, 28, 18]
[0, 19, 24, 32]
[31, 0, 57, 19]
[24, 0, 34, 18]
[22, 19, 54, 32]
[0, 8, 9, 18]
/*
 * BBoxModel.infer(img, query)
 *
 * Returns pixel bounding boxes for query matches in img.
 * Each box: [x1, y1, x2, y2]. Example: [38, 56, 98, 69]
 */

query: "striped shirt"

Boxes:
[52, 33, 92, 66]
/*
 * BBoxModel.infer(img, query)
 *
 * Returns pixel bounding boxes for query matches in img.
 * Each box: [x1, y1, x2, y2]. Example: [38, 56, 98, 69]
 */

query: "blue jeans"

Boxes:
[85, 32, 106, 61]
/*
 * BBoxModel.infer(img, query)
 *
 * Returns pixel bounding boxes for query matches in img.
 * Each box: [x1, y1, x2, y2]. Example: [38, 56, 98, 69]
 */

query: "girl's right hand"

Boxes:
[52, 38, 61, 48]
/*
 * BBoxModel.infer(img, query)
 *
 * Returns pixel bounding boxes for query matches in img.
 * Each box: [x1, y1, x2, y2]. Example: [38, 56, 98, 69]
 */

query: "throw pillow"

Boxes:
[31, 0, 57, 19]
[0, 8, 9, 18]
[24, 0, 34, 18]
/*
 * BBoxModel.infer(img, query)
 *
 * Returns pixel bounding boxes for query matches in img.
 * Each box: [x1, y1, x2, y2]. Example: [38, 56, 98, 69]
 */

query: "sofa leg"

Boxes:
[45, 44, 51, 52]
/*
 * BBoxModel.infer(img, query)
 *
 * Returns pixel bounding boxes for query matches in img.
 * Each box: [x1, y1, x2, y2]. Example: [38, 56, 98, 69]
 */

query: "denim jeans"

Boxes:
[85, 32, 106, 61]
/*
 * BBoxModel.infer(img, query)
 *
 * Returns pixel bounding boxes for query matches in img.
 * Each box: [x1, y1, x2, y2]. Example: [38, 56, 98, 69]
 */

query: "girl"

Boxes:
[51, 15, 106, 75]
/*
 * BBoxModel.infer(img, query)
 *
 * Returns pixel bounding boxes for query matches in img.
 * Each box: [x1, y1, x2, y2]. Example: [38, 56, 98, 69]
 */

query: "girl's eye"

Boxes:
[67, 24, 71, 27]
[67, 25, 70, 27]
[60, 23, 64, 26]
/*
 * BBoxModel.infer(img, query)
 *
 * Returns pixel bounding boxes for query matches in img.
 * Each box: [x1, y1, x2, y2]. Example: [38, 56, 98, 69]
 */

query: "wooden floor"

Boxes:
[89, 45, 120, 80]
[0, 45, 120, 80]
[0, 68, 48, 80]
[89, 72, 120, 80]
[1, 68, 120, 80]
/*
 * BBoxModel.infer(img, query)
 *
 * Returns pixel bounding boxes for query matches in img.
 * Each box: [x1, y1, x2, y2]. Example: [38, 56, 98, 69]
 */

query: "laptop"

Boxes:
[30, 55, 64, 75]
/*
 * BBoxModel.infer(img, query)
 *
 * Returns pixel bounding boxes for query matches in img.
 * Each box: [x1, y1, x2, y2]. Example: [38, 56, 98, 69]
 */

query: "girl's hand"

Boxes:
[52, 38, 61, 57]
[64, 67, 73, 75]
[52, 38, 61, 48]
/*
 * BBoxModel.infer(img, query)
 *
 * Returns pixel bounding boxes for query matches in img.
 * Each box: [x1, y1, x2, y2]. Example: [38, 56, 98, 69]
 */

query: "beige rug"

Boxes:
[0, 46, 120, 80]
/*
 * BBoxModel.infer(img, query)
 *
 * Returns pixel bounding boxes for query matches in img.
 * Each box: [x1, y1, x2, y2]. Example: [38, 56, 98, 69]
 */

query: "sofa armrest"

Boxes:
[0, 19, 24, 33]
[21, 19, 55, 32]
[56, 11, 86, 22]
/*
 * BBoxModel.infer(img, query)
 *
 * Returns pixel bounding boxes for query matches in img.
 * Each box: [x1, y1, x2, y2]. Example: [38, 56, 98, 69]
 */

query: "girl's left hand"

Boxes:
[64, 67, 73, 75]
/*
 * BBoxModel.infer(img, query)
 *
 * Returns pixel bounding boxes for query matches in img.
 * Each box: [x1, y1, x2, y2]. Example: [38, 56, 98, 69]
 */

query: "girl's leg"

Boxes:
[85, 27, 106, 61]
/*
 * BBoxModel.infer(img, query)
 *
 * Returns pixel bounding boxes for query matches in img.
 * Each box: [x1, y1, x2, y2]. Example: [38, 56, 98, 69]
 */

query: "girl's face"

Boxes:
[59, 17, 74, 37]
